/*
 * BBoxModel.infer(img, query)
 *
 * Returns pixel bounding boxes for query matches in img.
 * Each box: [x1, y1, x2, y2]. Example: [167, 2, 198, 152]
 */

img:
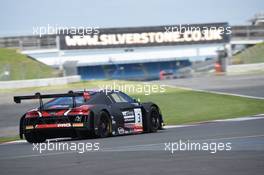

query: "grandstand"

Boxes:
[77, 59, 191, 80]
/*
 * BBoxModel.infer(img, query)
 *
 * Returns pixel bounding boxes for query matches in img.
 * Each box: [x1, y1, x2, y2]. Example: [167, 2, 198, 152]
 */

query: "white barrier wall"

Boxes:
[227, 63, 264, 75]
[0, 76, 81, 89]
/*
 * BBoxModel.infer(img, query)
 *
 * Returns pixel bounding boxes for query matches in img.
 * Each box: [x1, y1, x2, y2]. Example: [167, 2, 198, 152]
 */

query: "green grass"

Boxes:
[232, 42, 264, 64]
[0, 135, 20, 143]
[133, 88, 264, 124]
[0, 48, 59, 80]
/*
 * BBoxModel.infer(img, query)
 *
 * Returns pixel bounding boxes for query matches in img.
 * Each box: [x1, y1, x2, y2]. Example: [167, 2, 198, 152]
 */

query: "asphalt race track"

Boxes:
[1, 117, 264, 175]
[0, 74, 264, 174]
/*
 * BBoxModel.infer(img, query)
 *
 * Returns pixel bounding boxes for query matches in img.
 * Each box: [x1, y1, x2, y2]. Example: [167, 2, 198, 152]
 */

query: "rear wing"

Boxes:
[14, 91, 84, 104]
[13, 91, 88, 110]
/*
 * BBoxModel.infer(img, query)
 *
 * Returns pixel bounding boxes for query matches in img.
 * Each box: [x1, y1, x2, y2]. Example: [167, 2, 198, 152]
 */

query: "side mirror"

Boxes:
[133, 98, 140, 103]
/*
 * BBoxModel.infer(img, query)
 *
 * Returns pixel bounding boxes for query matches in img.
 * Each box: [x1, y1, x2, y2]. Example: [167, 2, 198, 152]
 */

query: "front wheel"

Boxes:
[144, 106, 160, 133]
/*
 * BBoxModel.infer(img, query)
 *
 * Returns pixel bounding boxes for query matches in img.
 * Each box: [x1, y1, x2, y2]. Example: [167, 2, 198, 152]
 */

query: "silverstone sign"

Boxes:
[59, 23, 231, 50]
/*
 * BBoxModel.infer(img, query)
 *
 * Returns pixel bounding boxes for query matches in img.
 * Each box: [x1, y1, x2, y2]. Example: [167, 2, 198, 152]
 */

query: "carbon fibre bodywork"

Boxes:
[15, 90, 164, 143]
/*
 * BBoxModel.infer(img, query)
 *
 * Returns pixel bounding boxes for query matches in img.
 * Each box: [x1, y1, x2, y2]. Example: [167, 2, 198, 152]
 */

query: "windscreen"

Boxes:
[43, 96, 85, 109]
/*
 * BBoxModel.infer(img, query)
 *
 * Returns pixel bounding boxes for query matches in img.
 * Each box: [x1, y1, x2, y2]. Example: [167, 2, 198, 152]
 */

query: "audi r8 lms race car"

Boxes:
[14, 90, 164, 143]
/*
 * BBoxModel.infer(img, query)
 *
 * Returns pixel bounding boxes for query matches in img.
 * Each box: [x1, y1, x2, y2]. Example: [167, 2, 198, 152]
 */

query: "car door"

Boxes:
[108, 92, 143, 134]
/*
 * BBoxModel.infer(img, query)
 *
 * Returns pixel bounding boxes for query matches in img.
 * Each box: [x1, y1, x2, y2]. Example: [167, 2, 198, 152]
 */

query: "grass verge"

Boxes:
[232, 42, 264, 64]
[0, 48, 59, 80]
[133, 87, 264, 125]
[0, 135, 20, 144]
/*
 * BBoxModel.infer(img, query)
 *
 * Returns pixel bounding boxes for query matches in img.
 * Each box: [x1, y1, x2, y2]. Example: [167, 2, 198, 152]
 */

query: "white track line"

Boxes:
[0, 140, 27, 145]
[0, 138, 71, 145]
[2, 134, 264, 160]
[103, 134, 264, 152]
[164, 114, 264, 129]
[164, 124, 196, 129]
[164, 84, 264, 100]
[213, 115, 264, 122]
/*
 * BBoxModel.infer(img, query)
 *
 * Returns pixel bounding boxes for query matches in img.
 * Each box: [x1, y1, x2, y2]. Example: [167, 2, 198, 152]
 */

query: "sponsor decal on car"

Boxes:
[72, 123, 84, 127]
[35, 123, 72, 129]
[118, 127, 125, 134]
[134, 108, 143, 125]
[122, 110, 135, 122]
[57, 123, 71, 127]
[124, 123, 143, 133]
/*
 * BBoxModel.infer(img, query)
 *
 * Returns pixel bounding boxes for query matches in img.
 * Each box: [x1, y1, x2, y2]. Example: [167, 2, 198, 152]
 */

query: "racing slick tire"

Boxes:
[144, 106, 160, 133]
[97, 111, 111, 138]
[24, 132, 46, 143]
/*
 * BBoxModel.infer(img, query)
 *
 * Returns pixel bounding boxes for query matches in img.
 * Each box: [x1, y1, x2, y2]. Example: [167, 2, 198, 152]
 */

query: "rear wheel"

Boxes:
[75, 115, 93, 139]
[24, 132, 46, 143]
[97, 111, 111, 138]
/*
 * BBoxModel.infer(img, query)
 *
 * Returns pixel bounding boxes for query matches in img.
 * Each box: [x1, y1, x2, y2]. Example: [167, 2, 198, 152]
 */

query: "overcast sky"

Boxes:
[0, 0, 263, 36]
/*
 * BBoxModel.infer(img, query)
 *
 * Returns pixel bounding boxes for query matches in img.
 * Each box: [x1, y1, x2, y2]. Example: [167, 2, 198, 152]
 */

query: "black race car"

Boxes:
[14, 90, 164, 143]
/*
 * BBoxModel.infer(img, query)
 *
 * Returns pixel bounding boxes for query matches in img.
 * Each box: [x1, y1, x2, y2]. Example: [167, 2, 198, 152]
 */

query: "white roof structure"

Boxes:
[22, 44, 223, 68]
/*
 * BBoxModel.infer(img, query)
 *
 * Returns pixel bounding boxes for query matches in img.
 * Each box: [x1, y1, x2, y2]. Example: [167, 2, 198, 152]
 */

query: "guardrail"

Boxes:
[0, 75, 81, 89]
